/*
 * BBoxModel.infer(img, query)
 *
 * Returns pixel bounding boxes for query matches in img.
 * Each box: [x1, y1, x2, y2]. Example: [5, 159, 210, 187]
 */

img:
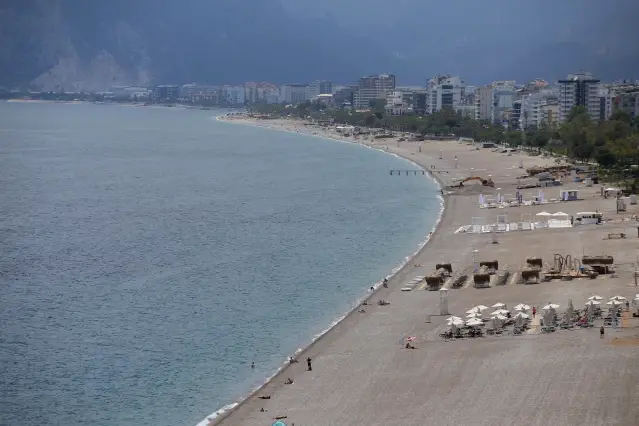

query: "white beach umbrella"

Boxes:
[447, 316, 462, 321]
[585, 300, 601, 306]
[515, 312, 530, 319]
[491, 314, 507, 320]
[552, 212, 568, 217]
[474, 305, 489, 312]
[543, 303, 560, 310]
[466, 312, 482, 318]
[536, 211, 552, 216]
[610, 295, 627, 301]
[606, 300, 622, 306]
[492, 302, 506, 308]
[466, 318, 483, 326]
[466, 308, 479, 314]
[514, 303, 529, 311]
[588, 295, 603, 300]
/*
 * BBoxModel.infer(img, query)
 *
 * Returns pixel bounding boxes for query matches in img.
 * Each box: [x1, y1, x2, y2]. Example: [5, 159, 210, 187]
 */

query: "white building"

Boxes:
[281, 84, 309, 104]
[474, 85, 493, 121]
[491, 81, 517, 125]
[219, 85, 246, 105]
[558, 73, 601, 122]
[519, 88, 558, 129]
[385, 91, 412, 115]
[426, 75, 463, 114]
[353, 74, 396, 109]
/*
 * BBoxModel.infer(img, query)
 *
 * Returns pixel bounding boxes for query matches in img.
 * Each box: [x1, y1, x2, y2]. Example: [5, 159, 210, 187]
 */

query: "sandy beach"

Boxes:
[210, 115, 639, 426]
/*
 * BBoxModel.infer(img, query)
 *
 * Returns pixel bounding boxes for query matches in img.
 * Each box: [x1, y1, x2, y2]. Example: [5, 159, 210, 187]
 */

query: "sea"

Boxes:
[0, 101, 440, 426]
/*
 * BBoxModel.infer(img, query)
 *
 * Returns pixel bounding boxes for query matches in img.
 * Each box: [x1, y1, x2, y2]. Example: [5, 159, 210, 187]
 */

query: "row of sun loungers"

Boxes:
[455, 220, 572, 234]
[400, 276, 425, 291]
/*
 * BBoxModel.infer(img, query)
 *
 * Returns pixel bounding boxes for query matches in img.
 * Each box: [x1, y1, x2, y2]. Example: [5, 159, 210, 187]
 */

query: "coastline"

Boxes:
[201, 115, 448, 425]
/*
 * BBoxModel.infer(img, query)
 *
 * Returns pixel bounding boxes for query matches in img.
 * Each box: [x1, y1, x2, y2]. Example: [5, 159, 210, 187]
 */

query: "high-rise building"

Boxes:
[611, 87, 639, 118]
[474, 86, 493, 121]
[425, 75, 463, 114]
[519, 88, 559, 129]
[333, 85, 357, 108]
[353, 74, 396, 109]
[307, 80, 332, 98]
[412, 91, 427, 115]
[491, 81, 517, 125]
[281, 84, 310, 104]
[558, 73, 601, 122]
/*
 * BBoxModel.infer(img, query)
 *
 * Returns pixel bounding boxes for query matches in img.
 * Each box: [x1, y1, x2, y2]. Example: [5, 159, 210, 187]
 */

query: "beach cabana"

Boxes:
[559, 189, 579, 201]
[514, 303, 531, 311]
[552, 212, 569, 218]
[536, 211, 552, 218]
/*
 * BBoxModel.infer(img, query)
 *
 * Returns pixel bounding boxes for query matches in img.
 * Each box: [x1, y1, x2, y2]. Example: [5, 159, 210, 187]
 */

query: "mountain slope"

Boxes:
[0, 0, 391, 91]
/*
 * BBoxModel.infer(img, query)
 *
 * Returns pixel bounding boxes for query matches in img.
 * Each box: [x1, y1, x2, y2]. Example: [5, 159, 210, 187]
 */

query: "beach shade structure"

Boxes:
[585, 300, 601, 306]
[514, 303, 530, 311]
[610, 295, 627, 301]
[466, 311, 482, 318]
[447, 316, 463, 321]
[472, 305, 489, 312]
[588, 295, 603, 300]
[491, 314, 507, 328]
[543, 303, 560, 310]
[492, 302, 506, 308]
[466, 318, 483, 327]
[536, 211, 552, 217]
[606, 300, 622, 306]
[514, 312, 529, 327]
[552, 212, 569, 217]
[466, 308, 479, 314]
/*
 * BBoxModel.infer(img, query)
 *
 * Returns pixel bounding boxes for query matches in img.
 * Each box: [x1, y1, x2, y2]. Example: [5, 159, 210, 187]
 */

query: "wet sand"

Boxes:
[211, 116, 639, 426]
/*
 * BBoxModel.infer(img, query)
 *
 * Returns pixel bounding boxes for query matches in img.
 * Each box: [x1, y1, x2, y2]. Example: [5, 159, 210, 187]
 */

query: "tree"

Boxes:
[594, 146, 617, 168]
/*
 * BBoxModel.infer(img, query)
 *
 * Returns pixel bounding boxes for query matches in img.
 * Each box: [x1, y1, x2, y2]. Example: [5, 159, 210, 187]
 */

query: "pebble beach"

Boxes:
[211, 115, 639, 426]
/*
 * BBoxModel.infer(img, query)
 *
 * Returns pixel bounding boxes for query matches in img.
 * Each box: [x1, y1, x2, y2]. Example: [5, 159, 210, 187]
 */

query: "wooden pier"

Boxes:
[390, 169, 426, 176]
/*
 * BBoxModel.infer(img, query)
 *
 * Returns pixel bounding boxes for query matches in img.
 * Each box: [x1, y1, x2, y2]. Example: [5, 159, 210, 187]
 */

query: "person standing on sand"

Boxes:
[307, 357, 312, 371]
[600, 326, 605, 338]
[251, 361, 255, 369]
[532, 306, 536, 318]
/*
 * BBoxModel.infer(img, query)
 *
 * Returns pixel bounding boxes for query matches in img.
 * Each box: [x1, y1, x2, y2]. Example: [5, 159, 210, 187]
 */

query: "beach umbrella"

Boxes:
[514, 312, 530, 319]
[492, 302, 506, 308]
[606, 300, 622, 305]
[491, 314, 507, 320]
[466, 318, 483, 326]
[514, 303, 529, 311]
[491, 309, 509, 315]
[610, 295, 627, 301]
[588, 295, 603, 300]
[543, 303, 559, 310]
[536, 211, 552, 216]
[585, 300, 601, 306]
[474, 305, 489, 312]
[466, 312, 482, 318]
[466, 308, 479, 314]
[447, 316, 462, 321]
[552, 212, 568, 217]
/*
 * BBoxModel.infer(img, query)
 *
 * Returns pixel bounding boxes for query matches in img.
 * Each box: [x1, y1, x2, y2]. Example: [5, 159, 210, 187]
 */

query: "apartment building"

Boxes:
[281, 84, 310, 104]
[425, 75, 463, 114]
[611, 87, 639, 118]
[385, 91, 412, 115]
[558, 73, 601, 122]
[333, 85, 357, 108]
[307, 80, 333, 98]
[353, 74, 396, 109]
[219, 85, 246, 105]
[491, 81, 517, 125]
[152, 85, 180, 103]
[474, 85, 493, 121]
[518, 88, 558, 129]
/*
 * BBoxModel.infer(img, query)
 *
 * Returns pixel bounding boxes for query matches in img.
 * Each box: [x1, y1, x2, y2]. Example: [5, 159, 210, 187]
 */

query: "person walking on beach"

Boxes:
[600, 325, 605, 339]
[307, 357, 312, 371]
[532, 306, 536, 318]
[251, 361, 255, 370]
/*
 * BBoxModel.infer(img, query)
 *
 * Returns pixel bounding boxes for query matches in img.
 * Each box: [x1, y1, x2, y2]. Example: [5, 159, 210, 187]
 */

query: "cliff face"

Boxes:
[0, 0, 385, 91]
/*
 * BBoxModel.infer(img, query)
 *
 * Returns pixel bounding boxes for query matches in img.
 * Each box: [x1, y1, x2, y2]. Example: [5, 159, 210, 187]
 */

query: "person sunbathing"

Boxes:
[284, 378, 294, 385]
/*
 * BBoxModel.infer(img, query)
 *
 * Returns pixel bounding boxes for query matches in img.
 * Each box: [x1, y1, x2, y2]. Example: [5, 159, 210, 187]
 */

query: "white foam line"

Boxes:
[199, 115, 446, 426]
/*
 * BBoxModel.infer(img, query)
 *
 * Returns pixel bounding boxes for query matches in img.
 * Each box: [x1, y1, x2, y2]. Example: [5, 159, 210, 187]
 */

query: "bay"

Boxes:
[0, 102, 439, 426]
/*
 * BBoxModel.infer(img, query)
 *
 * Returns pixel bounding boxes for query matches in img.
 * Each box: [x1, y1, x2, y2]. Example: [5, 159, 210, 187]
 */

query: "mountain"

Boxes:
[0, 0, 390, 91]
[1, 0, 637, 91]
[281, 0, 639, 84]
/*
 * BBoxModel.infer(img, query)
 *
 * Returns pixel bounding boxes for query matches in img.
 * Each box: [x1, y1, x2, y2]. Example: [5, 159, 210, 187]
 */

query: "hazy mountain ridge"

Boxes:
[0, 0, 388, 91]
[1, 0, 637, 90]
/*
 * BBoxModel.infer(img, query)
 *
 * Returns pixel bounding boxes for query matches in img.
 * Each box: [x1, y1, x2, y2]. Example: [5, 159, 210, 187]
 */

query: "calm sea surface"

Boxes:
[0, 102, 439, 426]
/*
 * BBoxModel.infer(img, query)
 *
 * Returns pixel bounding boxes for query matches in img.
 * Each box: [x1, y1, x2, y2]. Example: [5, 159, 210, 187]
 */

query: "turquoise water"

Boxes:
[0, 102, 439, 426]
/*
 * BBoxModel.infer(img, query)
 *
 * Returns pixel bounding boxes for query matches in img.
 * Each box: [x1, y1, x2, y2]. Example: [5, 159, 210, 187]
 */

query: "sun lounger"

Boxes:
[521, 222, 532, 231]
[401, 287, 412, 291]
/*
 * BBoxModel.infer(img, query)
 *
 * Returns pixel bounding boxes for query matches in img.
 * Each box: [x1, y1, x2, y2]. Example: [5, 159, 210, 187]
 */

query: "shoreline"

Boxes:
[201, 115, 449, 425]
